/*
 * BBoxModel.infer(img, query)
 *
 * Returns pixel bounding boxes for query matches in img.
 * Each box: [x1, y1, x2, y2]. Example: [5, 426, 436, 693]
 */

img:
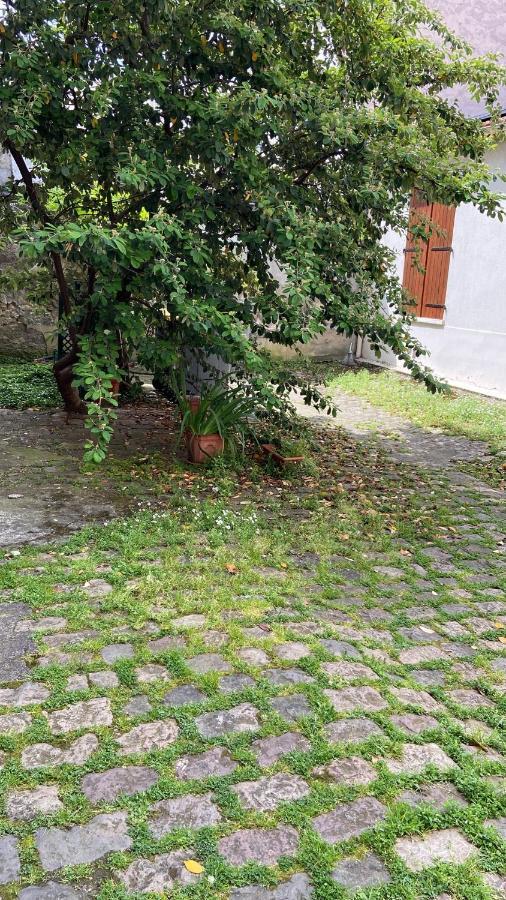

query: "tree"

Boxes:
[1, 0, 504, 460]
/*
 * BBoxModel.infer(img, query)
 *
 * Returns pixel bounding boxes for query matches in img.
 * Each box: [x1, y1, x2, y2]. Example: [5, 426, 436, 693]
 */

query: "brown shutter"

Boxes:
[420, 203, 455, 320]
[402, 194, 455, 321]
[402, 191, 432, 316]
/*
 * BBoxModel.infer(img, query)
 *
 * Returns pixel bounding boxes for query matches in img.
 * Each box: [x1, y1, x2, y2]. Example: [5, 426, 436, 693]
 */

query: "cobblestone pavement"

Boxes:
[0, 398, 504, 898]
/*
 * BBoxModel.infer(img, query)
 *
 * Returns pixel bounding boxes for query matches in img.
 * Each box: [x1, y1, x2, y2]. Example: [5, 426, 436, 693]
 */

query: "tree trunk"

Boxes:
[53, 348, 87, 414]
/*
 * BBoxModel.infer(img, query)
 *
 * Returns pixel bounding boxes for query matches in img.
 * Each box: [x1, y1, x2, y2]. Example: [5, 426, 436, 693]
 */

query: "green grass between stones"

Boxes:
[0, 428, 504, 900]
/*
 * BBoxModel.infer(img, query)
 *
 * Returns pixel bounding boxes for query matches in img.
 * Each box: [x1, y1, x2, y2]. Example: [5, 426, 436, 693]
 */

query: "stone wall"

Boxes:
[260, 329, 351, 361]
[0, 154, 58, 359]
[0, 243, 58, 360]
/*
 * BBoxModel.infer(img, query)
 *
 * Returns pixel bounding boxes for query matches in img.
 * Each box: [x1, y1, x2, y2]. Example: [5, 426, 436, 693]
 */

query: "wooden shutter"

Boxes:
[420, 203, 455, 320]
[402, 193, 455, 320]
[402, 190, 431, 316]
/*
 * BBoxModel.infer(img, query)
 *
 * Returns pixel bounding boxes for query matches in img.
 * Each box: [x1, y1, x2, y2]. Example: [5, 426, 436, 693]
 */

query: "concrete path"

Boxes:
[0, 405, 177, 547]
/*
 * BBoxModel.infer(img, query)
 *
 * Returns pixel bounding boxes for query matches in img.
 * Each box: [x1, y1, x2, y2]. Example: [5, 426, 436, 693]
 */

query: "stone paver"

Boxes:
[0, 602, 35, 683]
[148, 793, 221, 836]
[385, 743, 456, 775]
[0, 835, 21, 885]
[483, 873, 506, 897]
[6, 785, 63, 821]
[313, 756, 377, 786]
[325, 718, 383, 743]
[117, 719, 179, 755]
[135, 663, 169, 683]
[0, 682, 50, 707]
[46, 698, 113, 735]
[19, 883, 85, 899]
[271, 694, 311, 721]
[448, 688, 493, 709]
[81, 766, 159, 802]
[394, 828, 477, 872]
[324, 686, 387, 713]
[320, 639, 362, 659]
[172, 614, 206, 630]
[231, 874, 313, 899]
[101, 643, 134, 662]
[232, 773, 310, 811]
[390, 713, 439, 734]
[21, 734, 98, 769]
[332, 852, 391, 890]
[0, 711, 32, 734]
[485, 817, 506, 840]
[321, 660, 378, 680]
[390, 687, 442, 712]
[399, 645, 448, 664]
[163, 684, 205, 706]
[218, 825, 299, 866]
[35, 811, 132, 871]
[399, 783, 468, 810]
[274, 641, 311, 661]
[196, 703, 260, 738]
[264, 667, 314, 686]
[187, 653, 231, 673]
[313, 797, 387, 844]
[119, 849, 202, 893]
[238, 647, 270, 665]
[220, 673, 256, 693]
[174, 746, 237, 780]
[252, 732, 311, 767]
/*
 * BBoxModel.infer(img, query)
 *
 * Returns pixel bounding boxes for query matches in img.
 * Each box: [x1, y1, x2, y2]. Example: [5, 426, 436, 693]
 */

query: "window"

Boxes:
[402, 191, 455, 321]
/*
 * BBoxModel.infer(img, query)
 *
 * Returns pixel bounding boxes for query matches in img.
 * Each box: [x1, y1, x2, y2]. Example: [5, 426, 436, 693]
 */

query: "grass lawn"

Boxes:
[326, 369, 506, 453]
[0, 421, 504, 899]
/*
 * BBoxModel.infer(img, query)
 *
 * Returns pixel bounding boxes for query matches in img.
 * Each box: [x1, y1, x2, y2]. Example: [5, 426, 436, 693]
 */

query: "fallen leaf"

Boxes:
[184, 859, 204, 874]
[499, 636, 506, 645]
[225, 563, 239, 574]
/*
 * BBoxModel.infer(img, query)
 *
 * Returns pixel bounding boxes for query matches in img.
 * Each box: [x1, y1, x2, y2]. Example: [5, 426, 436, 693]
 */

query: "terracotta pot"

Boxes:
[261, 443, 304, 466]
[187, 433, 224, 464]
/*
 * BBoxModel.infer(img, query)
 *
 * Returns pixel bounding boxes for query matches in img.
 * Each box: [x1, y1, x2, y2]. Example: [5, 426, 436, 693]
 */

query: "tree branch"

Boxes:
[5, 140, 74, 319]
[293, 149, 343, 185]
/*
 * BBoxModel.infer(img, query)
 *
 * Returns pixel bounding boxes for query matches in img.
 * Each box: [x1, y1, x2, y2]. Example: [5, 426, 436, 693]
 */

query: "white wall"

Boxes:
[0, 152, 13, 184]
[362, 143, 506, 398]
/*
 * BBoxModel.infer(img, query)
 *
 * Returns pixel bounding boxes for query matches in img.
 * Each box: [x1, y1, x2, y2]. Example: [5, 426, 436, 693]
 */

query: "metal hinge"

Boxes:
[424, 303, 446, 310]
[430, 246, 453, 252]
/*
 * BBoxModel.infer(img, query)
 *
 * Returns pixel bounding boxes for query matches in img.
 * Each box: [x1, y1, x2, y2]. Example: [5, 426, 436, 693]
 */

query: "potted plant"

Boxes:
[177, 380, 256, 464]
